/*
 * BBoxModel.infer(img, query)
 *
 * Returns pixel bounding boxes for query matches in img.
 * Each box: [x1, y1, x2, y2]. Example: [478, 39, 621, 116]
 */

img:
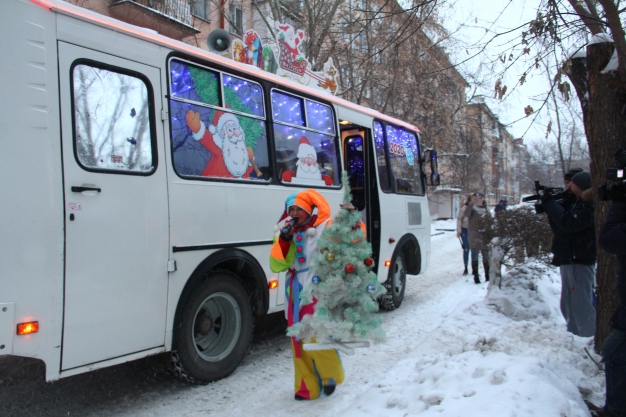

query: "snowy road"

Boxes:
[1, 228, 478, 417]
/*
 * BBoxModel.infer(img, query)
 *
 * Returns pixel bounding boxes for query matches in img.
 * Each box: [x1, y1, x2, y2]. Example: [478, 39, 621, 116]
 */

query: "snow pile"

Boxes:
[339, 261, 604, 417]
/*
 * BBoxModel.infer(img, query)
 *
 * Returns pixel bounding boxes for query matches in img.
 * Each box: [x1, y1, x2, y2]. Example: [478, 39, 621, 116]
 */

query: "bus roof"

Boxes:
[32, 0, 420, 133]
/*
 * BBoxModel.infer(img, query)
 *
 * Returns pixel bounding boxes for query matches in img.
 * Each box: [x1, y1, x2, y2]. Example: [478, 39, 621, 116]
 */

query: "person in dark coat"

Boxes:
[598, 200, 626, 417]
[539, 171, 596, 337]
[464, 192, 490, 284]
[494, 198, 507, 214]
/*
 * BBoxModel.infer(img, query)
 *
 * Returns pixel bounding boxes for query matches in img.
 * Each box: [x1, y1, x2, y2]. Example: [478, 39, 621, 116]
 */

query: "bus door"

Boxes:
[58, 42, 169, 370]
[341, 127, 382, 272]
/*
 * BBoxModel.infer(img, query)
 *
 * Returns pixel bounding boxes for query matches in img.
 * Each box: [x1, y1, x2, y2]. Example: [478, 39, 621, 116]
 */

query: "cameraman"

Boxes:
[538, 171, 596, 337]
[598, 189, 626, 416]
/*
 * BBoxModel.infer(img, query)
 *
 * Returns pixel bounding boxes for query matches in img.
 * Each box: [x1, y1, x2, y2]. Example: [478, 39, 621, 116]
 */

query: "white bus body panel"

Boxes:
[57, 42, 170, 371]
[0, 0, 65, 380]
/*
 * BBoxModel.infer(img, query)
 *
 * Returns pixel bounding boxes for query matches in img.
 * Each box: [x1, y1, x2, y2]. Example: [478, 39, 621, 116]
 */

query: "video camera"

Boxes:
[598, 148, 626, 202]
[522, 180, 569, 204]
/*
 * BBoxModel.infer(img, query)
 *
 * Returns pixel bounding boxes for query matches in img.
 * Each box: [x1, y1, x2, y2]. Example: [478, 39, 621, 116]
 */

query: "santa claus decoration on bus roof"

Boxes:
[231, 24, 338, 96]
[281, 136, 333, 186]
[185, 108, 261, 179]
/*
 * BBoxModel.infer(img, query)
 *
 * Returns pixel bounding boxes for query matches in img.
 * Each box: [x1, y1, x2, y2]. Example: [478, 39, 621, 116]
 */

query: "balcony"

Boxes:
[109, 0, 200, 40]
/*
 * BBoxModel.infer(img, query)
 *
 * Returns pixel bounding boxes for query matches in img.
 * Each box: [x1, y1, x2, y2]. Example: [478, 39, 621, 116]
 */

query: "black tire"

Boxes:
[379, 251, 406, 311]
[172, 271, 253, 383]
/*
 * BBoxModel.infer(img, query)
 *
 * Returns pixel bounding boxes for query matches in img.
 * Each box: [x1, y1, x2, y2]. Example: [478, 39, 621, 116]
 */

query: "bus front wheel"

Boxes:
[379, 252, 406, 311]
[172, 271, 253, 383]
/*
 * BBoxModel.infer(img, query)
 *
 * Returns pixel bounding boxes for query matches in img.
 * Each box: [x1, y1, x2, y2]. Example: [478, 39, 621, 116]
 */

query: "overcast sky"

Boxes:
[440, 0, 558, 141]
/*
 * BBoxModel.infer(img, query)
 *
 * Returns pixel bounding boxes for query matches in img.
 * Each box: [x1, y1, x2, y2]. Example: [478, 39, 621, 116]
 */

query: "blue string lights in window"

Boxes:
[271, 91, 305, 126]
[169, 60, 212, 103]
[223, 74, 265, 117]
[305, 100, 335, 134]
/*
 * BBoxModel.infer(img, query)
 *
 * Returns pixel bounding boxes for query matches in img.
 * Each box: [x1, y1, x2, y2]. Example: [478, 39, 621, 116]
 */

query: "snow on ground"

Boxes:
[126, 220, 604, 417]
[0, 220, 605, 416]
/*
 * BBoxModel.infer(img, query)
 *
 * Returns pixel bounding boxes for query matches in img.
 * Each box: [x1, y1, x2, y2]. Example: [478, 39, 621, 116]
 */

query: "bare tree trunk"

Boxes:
[570, 40, 623, 352]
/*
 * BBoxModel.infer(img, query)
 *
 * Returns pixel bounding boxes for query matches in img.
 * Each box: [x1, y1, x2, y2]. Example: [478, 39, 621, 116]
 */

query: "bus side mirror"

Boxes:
[424, 150, 440, 186]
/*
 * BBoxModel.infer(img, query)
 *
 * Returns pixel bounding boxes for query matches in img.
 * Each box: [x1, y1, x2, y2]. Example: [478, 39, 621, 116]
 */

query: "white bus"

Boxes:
[0, 0, 439, 383]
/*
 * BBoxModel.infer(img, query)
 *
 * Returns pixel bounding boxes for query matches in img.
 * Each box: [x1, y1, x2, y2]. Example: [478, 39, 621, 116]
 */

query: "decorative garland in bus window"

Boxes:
[223, 74, 265, 117]
[271, 91, 305, 126]
[168, 59, 270, 181]
[305, 100, 335, 134]
[273, 124, 338, 187]
[170, 60, 220, 105]
[385, 124, 423, 195]
[373, 121, 391, 192]
[270, 90, 339, 187]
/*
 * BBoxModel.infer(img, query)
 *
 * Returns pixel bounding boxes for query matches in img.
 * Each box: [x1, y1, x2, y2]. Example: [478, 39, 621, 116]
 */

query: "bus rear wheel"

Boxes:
[379, 252, 406, 311]
[172, 271, 253, 383]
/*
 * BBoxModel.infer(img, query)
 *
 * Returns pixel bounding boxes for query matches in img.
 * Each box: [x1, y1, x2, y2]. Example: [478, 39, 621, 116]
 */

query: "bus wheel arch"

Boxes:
[379, 234, 421, 311]
[171, 249, 268, 383]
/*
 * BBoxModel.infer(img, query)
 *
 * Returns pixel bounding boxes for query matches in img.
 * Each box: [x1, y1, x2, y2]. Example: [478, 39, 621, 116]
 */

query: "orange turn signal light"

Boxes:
[269, 279, 279, 290]
[384, 260, 391, 267]
[17, 321, 39, 335]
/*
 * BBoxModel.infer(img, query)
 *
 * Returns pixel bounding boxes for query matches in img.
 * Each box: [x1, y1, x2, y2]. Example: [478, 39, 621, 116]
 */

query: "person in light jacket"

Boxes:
[456, 194, 471, 276]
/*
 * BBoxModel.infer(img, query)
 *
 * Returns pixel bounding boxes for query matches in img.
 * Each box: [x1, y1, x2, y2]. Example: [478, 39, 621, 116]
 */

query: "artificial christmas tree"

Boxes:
[287, 172, 386, 348]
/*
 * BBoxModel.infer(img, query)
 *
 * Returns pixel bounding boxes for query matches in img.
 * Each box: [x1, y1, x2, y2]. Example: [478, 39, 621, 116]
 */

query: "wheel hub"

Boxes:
[194, 308, 215, 336]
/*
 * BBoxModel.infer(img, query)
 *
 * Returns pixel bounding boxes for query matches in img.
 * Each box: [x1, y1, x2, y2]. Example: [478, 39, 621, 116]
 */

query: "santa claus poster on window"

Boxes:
[168, 59, 270, 181]
[281, 136, 333, 187]
[231, 23, 338, 96]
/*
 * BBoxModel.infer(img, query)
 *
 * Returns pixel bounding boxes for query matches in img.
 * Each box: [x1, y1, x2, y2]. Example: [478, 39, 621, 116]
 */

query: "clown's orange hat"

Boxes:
[278, 189, 331, 227]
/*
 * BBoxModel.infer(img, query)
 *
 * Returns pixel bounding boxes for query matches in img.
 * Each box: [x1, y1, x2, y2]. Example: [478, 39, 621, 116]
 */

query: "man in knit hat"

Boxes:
[538, 171, 597, 337]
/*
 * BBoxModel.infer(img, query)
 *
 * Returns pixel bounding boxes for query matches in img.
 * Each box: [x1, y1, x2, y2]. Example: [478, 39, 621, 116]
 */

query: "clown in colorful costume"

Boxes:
[270, 190, 344, 400]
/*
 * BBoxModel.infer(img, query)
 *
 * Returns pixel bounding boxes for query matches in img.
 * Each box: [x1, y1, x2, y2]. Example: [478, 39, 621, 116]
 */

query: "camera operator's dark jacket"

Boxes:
[599, 201, 626, 331]
[542, 189, 596, 265]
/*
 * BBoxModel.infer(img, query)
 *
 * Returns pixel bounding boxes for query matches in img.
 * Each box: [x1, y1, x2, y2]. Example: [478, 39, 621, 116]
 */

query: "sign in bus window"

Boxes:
[273, 124, 339, 187]
[170, 60, 220, 106]
[305, 100, 335, 134]
[223, 74, 265, 118]
[385, 124, 423, 195]
[169, 100, 270, 180]
[72, 63, 155, 174]
[271, 91, 305, 126]
[373, 121, 391, 192]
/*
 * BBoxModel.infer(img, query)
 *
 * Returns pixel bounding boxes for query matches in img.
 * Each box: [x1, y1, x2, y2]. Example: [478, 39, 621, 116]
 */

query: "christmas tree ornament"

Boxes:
[364, 257, 373, 267]
[366, 284, 376, 293]
[325, 251, 335, 261]
[312, 275, 321, 284]
[345, 263, 355, 273]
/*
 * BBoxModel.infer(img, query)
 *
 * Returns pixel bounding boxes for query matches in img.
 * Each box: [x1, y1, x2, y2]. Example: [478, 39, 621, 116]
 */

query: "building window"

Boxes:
[229, 2, 243, 36]
[191, 0, 210, 21]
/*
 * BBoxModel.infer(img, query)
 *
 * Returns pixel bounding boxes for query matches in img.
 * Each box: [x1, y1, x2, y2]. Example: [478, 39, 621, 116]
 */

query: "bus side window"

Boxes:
[168, 59, 271, 181]
[373, 121, 391, 192]
[271, 90, 340, 187]
[72, 63, 156, 174]
[385, 124, 423, 195]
